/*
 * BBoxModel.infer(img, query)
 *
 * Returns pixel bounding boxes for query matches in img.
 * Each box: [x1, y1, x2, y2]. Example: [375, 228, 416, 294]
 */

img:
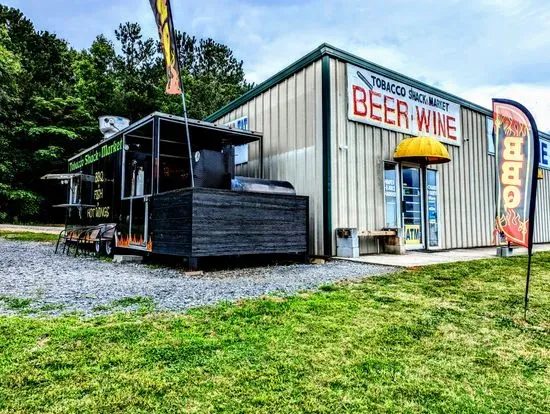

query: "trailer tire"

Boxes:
[94, 240, 104, 256]
[105, 238, 115, 257]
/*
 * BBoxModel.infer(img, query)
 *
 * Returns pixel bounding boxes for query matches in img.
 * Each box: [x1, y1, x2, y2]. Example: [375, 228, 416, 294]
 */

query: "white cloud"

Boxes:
[461, 83, 550, 133]
[4, 0, 550, 129]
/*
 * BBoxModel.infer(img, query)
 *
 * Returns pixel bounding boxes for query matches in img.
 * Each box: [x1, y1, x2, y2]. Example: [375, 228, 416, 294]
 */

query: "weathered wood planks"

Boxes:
[150, 188, 308, 258]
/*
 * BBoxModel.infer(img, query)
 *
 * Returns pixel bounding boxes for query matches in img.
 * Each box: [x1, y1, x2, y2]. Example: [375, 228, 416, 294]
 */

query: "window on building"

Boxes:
[383, 162, 399, 229]
[487, 117, 495, 155]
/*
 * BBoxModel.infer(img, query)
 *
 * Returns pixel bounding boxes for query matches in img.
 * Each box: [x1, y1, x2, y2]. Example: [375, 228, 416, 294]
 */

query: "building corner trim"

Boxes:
[321, 55, 332, 256]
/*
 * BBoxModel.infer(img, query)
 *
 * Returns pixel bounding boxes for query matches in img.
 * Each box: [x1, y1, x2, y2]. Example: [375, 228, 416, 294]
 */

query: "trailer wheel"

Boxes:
[94, 240, 104, 256]
[105, 238, 115, 257]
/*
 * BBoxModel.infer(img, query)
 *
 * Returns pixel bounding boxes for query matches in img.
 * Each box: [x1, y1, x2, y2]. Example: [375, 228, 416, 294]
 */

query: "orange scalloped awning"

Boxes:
[393, 136, 451, 165]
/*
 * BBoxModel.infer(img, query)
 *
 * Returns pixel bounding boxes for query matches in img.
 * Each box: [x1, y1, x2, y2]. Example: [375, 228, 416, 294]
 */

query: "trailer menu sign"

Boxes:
[347, 64, 462, 146]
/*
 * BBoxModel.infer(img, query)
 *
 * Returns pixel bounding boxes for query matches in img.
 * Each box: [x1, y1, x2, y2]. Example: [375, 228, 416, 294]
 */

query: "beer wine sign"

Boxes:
[347, 64, 462, 146]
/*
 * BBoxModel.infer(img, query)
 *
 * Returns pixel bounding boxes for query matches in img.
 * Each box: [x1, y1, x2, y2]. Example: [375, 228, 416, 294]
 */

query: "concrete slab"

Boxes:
[337, 244, 550, 268]
[113, 255, 143, 264]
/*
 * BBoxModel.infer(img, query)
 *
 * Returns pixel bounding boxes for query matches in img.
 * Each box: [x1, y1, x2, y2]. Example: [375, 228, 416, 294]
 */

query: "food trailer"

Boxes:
[43, 112, 309, 268]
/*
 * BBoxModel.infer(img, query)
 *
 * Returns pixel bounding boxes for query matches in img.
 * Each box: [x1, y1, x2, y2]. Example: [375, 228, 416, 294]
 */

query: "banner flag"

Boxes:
[493, 99, 540, 248]
[150, 0, 182, 95]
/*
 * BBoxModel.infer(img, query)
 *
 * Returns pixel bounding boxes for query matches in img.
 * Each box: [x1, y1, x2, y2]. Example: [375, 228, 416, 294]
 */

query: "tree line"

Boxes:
[0, 6, 252, 223]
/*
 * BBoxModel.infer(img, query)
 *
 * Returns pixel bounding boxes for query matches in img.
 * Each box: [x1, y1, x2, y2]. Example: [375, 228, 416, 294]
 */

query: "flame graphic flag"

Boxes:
[493, 99, 540, 247]
[150, 0, 182, 95]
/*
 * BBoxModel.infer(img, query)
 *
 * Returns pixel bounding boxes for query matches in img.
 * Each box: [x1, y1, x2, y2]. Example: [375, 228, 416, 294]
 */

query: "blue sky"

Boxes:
[4, 0, 550, 131]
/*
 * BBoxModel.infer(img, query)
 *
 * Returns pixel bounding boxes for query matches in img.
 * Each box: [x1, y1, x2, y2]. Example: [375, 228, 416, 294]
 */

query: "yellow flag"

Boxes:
[150, 0, 182, 95]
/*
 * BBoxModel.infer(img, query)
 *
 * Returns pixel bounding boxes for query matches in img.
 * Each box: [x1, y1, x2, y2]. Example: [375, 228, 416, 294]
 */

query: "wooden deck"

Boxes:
[150, 188, 309, 259]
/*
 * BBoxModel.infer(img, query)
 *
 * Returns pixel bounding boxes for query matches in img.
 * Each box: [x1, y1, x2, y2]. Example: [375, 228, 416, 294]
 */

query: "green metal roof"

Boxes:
[205, 43, 550, 140]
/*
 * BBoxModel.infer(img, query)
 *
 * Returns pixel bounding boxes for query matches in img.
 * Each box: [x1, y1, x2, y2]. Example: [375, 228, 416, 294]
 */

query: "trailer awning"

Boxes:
[159, 115, 261, 147]
[393, 136, 451, 165]
[41, 173, 95, 182]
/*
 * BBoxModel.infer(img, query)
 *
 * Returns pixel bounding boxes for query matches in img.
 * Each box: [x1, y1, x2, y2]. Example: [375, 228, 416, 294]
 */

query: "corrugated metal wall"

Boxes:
[329, 57, 509, 254]
[210, 53, 550, 256]
[212, 60, 325, 255]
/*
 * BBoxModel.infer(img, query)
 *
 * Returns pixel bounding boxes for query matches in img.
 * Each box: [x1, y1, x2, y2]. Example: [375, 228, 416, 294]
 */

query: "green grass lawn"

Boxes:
[0, 255, 549, 413]
[0, 231, 58, 242]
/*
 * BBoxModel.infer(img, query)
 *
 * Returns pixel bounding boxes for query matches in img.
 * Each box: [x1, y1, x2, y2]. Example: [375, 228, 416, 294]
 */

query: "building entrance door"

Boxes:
[401, 165, 424, 249]
[426, 169, 440, 249]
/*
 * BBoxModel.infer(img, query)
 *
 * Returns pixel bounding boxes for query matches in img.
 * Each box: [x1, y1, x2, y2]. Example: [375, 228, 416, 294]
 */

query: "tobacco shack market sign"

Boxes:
[69, 139, 123, 172]
[347, 64, 462, 146]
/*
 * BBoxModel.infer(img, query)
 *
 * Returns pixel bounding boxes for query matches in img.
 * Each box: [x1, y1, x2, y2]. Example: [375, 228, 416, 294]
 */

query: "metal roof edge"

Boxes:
[205, 42, 500, 123]
[68, 114, 155, 161]
[204, 44, 327, 122]
[69, 112, 265, 162]
[321, 44, 493, 116]
[155, 112, 262, 137]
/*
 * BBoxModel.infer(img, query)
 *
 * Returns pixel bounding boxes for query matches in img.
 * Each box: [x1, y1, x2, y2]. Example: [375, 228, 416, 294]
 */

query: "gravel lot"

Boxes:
[0, 239, 395, 316]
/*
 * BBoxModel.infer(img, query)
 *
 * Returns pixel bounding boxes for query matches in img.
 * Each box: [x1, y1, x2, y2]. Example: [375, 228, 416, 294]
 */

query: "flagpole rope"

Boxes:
[167, 1, 195, 188]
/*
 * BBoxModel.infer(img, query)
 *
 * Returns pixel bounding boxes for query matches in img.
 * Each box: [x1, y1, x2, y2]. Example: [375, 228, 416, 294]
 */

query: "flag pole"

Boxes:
[524, 247, 533, 319]
[167, 1, 194, 188]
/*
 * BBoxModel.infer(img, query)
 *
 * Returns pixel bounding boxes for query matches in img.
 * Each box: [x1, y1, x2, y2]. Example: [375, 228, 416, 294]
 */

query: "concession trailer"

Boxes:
[43, 113, 309, 268]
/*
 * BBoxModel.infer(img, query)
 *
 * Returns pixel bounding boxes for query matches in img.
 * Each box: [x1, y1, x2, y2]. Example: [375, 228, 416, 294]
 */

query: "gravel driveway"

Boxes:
[0, 239, 394, 316]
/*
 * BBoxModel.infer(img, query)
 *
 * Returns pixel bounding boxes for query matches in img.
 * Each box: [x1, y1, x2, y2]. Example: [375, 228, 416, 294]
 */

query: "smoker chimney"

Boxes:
[98, 116, 130, 141]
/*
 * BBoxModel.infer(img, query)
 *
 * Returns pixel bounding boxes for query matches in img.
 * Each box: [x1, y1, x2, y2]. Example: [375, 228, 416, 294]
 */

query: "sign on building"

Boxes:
[539, 138, 550, 169]
[224, 116, 249, 165]
[347, 63, 462, 146]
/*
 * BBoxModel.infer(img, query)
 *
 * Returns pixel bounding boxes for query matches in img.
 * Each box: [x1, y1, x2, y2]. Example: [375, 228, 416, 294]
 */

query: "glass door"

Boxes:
[426, 169, 440, 249]
[401, 165, 424, 249]
[120, 133, 154, 251]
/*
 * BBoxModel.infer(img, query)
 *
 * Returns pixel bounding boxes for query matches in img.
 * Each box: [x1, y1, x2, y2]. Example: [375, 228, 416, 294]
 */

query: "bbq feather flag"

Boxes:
[150, 0, 182, 95]
[493, 99, 540, 317]
[493, 99, 540, 248]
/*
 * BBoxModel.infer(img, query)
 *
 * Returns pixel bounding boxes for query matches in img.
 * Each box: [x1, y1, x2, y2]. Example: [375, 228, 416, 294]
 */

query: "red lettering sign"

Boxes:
[446, 116, 456, 141]
[384, 95, 395, 125]
[397, 100, 408, 129]
[352, 85, 367, 116]
[369, 91, 382, 122]
[416, 107, 430, 133]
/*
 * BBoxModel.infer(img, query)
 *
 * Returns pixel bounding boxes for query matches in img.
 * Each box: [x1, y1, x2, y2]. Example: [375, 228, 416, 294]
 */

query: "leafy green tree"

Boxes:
[168, 33, 253, 119]
[0, 7, 253, 223]
[0, 24, 23, 220]
[73, 35, 120, 117]
[0, 6, 92, 222]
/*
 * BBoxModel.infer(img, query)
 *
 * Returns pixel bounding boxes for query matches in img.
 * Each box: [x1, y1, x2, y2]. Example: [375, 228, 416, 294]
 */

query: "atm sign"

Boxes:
[539, 138, 550, 169]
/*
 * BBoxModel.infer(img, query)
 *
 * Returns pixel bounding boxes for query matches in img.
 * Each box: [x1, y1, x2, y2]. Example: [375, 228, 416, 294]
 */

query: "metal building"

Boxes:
[206, 44, 550, 256]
